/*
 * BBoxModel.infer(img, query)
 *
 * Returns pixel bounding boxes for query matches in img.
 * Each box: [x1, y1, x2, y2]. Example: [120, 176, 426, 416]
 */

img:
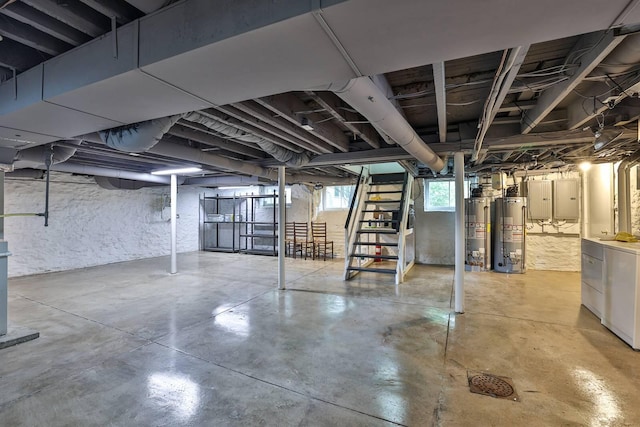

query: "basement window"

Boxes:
[321, 185, 355, 210]
[260, 186, 291, 206]
[424, 179, 469, 212]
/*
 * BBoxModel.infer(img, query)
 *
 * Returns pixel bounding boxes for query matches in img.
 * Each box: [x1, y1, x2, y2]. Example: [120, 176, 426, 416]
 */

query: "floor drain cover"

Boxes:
[467, 371, 519, 401]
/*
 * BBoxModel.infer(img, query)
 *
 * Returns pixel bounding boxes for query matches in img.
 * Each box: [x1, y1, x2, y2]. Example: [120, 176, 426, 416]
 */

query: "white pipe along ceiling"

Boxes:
[325, 76, 445, 171]
[1, 0, 640, 183]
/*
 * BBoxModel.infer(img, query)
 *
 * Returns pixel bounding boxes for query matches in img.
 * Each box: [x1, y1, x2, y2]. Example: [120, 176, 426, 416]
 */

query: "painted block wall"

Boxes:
[522, 172, 581, 271]
[412, 177, 581, 271]
[5, 173, 202, 277]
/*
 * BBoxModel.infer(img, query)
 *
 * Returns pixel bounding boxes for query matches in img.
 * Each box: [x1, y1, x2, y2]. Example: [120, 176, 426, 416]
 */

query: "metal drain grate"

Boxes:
[467, 371, 519, 401]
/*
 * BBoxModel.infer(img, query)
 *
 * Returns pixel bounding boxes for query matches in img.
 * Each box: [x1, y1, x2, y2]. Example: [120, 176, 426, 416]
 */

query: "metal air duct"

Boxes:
[182, 112, 311, 167]
[99, 115, 182, 153]
[325, 76, 445, 172]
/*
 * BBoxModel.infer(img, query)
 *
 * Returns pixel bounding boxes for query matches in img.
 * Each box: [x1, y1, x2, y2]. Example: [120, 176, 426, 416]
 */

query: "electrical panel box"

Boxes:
[527, 180, 552, 220]
[554, 179, 579, 220]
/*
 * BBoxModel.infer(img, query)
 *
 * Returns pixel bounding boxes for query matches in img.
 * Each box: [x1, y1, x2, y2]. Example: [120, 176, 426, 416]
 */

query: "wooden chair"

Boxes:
[311, 222, 333, 261]
[291, 222, 311, 259]
[284, 222, 295, 257]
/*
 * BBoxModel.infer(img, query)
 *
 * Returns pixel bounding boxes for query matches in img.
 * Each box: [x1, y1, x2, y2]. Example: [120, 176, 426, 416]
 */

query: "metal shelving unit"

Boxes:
[238, 192, 278, 256]
[200, 194, 242, 252]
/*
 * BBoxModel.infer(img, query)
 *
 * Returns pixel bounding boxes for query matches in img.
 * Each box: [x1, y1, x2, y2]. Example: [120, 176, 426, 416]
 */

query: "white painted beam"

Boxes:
[473, 45, 530, 161]
[433, 62, 447, 143]
[522, 31, 625, 134]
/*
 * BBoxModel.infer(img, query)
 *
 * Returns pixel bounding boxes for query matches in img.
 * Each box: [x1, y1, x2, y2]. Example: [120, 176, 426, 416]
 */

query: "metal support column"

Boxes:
[0, 171, 6, 335]
[170, 174, 177, 274]
[454, 152, 465, 313]
[278, 166, 286, 290]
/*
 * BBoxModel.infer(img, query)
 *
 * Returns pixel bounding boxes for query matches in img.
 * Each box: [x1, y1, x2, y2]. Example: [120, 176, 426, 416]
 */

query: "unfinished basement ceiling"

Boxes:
[2, 0, 640, 184]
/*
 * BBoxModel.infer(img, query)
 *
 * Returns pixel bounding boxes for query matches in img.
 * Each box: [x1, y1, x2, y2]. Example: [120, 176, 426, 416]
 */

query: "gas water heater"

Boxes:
[465, 197, 492, 271]
[493, 197, 526, 273]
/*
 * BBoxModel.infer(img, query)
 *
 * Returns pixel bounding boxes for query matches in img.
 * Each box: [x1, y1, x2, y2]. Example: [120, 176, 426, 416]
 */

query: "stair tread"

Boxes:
[362, 209, 399, 213]
[365, 200, 401, 203]
[367, 190, 403, 194]
[354, 242, 398, 246]
[356, 229, 397, 234]
[347, 267, 396, 274]
[350, 254, 398, 260]
[359, 219, 399, 223]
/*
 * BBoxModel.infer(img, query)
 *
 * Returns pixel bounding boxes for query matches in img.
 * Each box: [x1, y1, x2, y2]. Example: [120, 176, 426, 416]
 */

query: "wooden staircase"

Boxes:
[344, 171, 415, 283]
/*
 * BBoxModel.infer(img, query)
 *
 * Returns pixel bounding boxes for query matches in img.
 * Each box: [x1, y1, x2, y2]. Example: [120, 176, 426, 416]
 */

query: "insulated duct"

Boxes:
[324, 76, 445, 172]
[99, 115, 182, 153]
[182, 112, 311, 167]
[14, 140, 82, 169]
[94, 176, 163, 190]
[5, 169, 45, 179]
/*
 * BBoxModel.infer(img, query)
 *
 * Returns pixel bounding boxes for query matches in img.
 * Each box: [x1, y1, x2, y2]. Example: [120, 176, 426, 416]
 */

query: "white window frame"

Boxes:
[320, 185, 355, 211]
[260, 186, 291, 206]
[424, 179, 470, 212]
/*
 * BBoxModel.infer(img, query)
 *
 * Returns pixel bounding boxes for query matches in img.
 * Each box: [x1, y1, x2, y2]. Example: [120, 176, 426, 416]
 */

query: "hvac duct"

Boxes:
[590, 33, 640, 75]
[182, 112, 311, 167]
[5, 169, 45, 179]
[32, 162, 173, 184]
[99, 115, 182, 153]
[325, 77, 445, 172]
[94, 176, 164, 190]
[616, 150, 640, 233]
[13, 140, 82, 169]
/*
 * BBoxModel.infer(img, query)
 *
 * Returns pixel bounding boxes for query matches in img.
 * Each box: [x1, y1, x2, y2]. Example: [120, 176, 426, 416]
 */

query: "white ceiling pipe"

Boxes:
[34, 162, 174, 184]
[148, 140, 279, 180]
[616, 151, 640, 232]
[326, 77, 445, 172]
[148, 140, 353, 184]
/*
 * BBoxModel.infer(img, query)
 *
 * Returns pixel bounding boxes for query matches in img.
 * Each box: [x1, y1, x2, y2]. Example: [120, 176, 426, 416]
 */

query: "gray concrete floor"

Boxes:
[1, 252, 639, 426]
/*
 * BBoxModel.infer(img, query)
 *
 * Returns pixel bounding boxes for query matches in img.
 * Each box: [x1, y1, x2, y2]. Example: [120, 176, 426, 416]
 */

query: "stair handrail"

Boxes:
[344, 167, 369, 279]
[345, 167, 364, 230]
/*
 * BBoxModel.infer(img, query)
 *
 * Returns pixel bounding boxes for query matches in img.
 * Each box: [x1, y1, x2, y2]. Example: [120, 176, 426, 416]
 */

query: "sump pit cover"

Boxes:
[467, 371, 519, 401]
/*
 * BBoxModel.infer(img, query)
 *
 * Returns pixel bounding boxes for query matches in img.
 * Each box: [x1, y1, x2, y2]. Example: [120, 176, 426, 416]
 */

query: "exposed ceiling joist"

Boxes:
[522, 30, 626, 134]
[497, 100, 536, 113]
[568, 78, 640, 129]
[21, 0, 110, 37]
[78, 0, 143, 24]
[231, 101, 338, 154]
[473, 45, 530, 161]
[0, 37, 49, 70]
[0, 14, 72, 55]
[168, 124, 265, 159]
[432, 62, 447, 143]
[199, 108, 312, 154]
[307, 147, 412, 167]
[305, 91, 381, 149]
[254, 93, 349, 152]
[1, 1, 90, 46]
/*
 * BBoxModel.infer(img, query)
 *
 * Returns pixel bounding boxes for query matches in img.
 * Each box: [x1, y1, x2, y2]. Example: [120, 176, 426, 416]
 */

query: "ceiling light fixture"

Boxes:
[151, 167, 202, 175]
[579, 161, 592, 171]
[300, 117, 314, 131]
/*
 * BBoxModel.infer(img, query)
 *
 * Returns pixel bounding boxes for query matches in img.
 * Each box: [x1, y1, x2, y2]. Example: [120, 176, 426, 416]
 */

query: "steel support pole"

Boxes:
[454, 152, 465, 313]
[278, 166, 286, 290]
[170, 174, 177, 274]
[0, 171, 6, 335]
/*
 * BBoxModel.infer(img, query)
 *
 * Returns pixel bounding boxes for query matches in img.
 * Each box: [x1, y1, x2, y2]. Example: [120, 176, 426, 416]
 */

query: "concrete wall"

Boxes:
[5, 173, 202, 277]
